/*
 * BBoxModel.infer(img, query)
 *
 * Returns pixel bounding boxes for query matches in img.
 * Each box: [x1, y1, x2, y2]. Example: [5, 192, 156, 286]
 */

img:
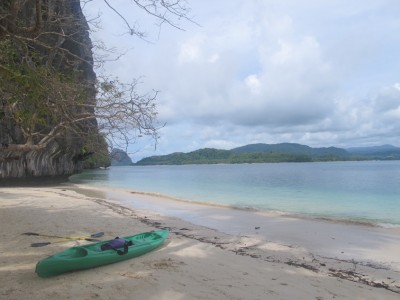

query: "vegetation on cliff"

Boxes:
[136, 148, 312, 165]
[0, 0, 192, 178]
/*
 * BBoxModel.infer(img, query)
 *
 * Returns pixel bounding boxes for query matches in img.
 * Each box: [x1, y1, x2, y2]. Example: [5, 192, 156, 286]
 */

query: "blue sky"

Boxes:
[84, 0, 400, 161]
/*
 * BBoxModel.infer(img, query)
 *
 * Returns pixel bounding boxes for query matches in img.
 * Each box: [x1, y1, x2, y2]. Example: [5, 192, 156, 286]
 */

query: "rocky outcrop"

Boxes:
[110, 149, 133, 166]
[0, 0, 101, 180]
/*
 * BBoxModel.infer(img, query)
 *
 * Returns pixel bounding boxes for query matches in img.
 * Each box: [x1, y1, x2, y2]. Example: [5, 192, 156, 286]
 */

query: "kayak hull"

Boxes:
[35, 230, 169, 278]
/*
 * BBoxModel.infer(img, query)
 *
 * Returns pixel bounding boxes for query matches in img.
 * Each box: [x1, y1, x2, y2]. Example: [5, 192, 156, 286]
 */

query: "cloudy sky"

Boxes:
[84, 0, 400, 161]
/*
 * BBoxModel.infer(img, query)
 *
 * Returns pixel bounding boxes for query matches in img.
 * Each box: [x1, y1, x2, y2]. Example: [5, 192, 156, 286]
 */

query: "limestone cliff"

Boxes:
[0, 0, 105, 180]
[111, 149, 133, 166]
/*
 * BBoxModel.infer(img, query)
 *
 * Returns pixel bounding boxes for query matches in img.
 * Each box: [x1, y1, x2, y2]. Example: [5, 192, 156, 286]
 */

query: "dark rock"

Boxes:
[0, 0, 102, 179]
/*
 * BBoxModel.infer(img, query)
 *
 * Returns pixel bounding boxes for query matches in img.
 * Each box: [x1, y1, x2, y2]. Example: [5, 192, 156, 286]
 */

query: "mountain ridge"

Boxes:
[135, 143, 400, 165]
[231, 142, 349, 157]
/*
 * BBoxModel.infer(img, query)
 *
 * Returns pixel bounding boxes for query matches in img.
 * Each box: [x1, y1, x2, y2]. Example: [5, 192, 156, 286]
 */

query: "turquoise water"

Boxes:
[70, 161, 400, 227]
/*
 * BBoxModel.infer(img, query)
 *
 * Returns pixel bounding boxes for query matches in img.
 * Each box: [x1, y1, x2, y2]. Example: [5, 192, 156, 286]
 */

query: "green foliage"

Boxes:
[81, 135, 111, 169]
[135, 148, 313, 165]
[1, 40, 85, 137]
[1, 40, 99, 143]
[1, 39, 109, 168]
[135, 143, 400, 166]
[83, 152, 111, 169]
[231, 143, 349, 157]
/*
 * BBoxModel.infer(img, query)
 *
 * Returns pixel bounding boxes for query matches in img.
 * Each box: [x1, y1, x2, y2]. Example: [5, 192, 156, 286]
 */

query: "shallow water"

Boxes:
[70, 161, 400, 227]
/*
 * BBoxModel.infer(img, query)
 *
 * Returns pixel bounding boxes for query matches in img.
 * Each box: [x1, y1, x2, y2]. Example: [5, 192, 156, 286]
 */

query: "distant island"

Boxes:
[110, 149, 133, 166]
[134, 143, 400, 166]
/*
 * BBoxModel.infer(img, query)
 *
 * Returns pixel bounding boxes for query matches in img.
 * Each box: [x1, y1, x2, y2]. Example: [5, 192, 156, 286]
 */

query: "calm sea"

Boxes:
[69, 161, 400, 227]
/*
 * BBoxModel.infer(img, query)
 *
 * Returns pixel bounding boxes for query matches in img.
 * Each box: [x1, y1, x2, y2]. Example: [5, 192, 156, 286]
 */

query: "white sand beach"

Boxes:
[0, 185, 399, 300]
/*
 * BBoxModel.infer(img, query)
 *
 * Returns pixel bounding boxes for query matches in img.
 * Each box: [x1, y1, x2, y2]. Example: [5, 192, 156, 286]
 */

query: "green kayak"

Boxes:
[35, 229, 169, 278]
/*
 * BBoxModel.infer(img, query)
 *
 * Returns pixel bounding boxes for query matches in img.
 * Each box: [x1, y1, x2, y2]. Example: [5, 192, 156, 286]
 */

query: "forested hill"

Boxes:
[135, 143, 400, 165]
[231, 143, 348, 156]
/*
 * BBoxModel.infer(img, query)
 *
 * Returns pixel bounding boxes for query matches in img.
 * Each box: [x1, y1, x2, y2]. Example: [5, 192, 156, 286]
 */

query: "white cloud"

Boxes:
[244, 74, 261, 95]
[83, 0, 400, 160]
[178, 35, 206, 64]
[208, 53, 220, 63]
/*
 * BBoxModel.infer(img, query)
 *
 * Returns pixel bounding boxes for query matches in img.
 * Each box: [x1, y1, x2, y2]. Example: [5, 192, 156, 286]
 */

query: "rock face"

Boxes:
[110, 149, 133, 166]
[0, 0, 101, 179]
[1, 137, 82, 179]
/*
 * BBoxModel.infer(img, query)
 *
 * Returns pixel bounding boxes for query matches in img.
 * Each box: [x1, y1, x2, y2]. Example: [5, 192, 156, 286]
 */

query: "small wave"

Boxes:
[377, 222, 400, 229]
[129, 190, 261, 212]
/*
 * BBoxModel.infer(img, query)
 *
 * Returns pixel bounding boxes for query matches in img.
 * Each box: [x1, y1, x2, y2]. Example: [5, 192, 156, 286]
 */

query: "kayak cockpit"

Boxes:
[58, 247, 88, 258]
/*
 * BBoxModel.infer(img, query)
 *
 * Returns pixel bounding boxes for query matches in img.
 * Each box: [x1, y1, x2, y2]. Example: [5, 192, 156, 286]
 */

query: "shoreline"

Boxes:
[70, 164, 400, 228]
[73, 183, 400, 230]
[130, 190, 400, 229]
[1, 185, 399, 299]
[75, 185, 400, 262]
